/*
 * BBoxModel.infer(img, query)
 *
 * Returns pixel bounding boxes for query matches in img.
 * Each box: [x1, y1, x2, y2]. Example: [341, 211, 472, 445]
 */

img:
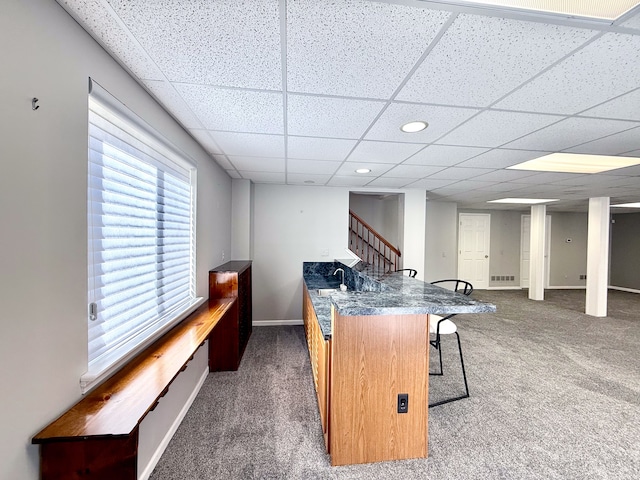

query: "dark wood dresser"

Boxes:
[208, 260, 253, 371]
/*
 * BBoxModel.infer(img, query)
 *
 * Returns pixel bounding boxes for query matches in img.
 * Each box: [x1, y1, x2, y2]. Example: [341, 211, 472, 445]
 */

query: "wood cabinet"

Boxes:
[209, 261, 252, 371]
[303, 285, 330, 448]
[303, 283, 430, 466]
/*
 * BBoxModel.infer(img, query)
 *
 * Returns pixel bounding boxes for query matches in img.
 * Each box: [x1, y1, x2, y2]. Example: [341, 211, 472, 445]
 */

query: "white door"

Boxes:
[458, 214, 490, 289]
[521, 215, 551, 288]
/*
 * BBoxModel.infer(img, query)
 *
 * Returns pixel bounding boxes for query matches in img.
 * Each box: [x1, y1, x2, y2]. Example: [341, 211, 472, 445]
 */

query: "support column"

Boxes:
[586, 197, 610, 317]
[529, 205, 546, 301]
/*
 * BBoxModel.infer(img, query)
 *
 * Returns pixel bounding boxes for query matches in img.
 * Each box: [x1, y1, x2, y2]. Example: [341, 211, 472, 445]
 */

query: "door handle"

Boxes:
[485, 255, 489, 258]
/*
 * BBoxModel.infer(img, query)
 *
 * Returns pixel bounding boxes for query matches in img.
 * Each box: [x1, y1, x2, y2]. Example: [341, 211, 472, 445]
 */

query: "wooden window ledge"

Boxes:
[33, 298, 236, 442]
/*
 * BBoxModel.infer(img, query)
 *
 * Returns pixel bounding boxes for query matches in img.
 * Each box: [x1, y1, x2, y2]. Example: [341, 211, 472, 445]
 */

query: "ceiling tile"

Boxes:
[287, 95, 385, 138]
[397, 14, 596, 107]
[211, 155, 233, 170]
[61, 0, 164, 80]
[225, 169, 241, 179]
[327, 175, 375, 187]
[105, 0, 282, 89]
[404, 178, 460, 189]
[621, 12, 640, 30]
[287, 173, 333, 185]
[384, 164, 445, 178]
[503, 117, 637, 151]
[239, 171, 285, 183]
[365, 177, 415, 188]
[511, 172, 585, 184]
[174, 84, 283, 134]
[604, 163, 640, 175]
[431, 180, 497, 192]
[144, 81, 201, 129]
[288, 137, 357, 161]
[405, 145, 490, 166]
[456, 149, 550, 168]
[365, 103, 480, 143]
[189, 129, 223, 154]
[347, 141, 424, 164]
[209, 132, 284, 157]
[565, 127, 640, 155]
[287, 159, 342, 175]
[580, 89, 640, 121]
[228, 156, 284, 173]
[286, 1, 450, 98]
[425, 167, 494, 180]
[494, 32, 640, 114]
[438, 111, 561, 147]
[474, 182, 530, 192]
[474, 169, 539, 182]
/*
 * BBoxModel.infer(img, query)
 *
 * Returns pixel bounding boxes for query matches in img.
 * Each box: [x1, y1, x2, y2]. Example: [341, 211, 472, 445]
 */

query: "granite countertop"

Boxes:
[303, 261, 496, 339]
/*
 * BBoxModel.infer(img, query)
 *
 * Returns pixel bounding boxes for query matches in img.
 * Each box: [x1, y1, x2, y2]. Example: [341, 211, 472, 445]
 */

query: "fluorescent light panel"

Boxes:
[611, 202, 640, 208]
[508, 153, 640, 174]
[430, 0, 640, 21]
[488, 198, 558, 204]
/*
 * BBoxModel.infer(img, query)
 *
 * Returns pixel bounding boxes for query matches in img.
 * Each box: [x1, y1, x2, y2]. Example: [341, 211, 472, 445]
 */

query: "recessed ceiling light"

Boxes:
[508, 153, 640, 174]
[355, 168, 371, 174]
[611, 202, 640, 208]
[400, 121, 428, 133]
[488, 198, 558, 204]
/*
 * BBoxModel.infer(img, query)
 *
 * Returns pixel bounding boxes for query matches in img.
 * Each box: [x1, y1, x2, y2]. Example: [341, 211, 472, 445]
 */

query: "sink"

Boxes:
[318, 288, 338, 297]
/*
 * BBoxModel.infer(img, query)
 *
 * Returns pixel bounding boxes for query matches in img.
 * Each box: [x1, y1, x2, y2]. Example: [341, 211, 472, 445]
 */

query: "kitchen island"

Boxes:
[302, 261, 495, 466]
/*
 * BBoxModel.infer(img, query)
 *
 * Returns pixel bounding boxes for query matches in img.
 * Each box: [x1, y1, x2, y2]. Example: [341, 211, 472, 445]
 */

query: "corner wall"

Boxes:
[0, 1, 231, 478]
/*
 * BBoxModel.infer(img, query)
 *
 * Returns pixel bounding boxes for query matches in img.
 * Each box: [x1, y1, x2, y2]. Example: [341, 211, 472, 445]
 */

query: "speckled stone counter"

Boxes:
[303, 261, 496, 339]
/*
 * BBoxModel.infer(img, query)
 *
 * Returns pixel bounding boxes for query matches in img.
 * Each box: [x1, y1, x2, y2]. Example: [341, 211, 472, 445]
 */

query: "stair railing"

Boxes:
[348, 209, 401, 272]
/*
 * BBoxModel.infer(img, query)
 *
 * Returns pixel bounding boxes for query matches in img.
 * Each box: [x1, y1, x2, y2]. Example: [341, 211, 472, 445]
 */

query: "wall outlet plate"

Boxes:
[397, 393, 408, 414]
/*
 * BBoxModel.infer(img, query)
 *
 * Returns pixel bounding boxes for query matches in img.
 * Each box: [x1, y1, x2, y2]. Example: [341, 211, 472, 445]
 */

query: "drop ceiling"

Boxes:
[56, 0, 640, 211]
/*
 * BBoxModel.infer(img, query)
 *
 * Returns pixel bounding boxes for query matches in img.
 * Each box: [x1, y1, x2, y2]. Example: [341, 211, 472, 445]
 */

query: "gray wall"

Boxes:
[610, 212, 640, 290]
[0, 1, 231, 478]
[548, 212, 588, 287]
[424, 201, 458, 282]
[458, 209, 589, 288]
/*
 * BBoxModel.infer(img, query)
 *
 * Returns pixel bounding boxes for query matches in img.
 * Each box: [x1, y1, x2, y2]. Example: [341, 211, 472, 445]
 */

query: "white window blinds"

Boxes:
[83, 79, 199, 392]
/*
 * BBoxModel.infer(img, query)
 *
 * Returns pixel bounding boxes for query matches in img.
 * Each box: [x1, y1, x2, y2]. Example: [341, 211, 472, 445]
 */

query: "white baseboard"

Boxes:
[487, 286, 522, 290]
[546, 286, 586, 290]
[138, 367, 209, 480]
[253, 319, 303, 326]
[609, 285, 640, 294]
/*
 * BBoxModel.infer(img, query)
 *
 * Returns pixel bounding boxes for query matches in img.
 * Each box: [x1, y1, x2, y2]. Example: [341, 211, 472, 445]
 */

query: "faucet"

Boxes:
[333, 268, 346, 290]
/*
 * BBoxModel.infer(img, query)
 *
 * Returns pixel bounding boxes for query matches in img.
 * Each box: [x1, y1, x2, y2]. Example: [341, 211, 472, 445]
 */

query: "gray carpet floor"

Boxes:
[150, 289, 640, 479]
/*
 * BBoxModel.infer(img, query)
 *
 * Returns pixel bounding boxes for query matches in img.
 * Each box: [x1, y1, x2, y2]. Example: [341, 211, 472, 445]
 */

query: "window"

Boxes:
[82, 79, 200, 393]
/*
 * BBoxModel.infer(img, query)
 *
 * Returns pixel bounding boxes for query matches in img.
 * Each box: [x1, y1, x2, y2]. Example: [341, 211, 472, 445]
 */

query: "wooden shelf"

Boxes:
[32, 298, 236, 479]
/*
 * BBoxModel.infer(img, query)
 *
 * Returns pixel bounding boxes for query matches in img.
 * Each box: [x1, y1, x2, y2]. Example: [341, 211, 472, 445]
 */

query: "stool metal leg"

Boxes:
[429, 331, 470, 408]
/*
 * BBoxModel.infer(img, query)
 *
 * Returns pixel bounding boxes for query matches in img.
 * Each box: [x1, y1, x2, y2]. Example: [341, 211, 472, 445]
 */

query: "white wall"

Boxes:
[231, 178, 254, 260]
[253, 185, 350, 321]
[0, 1, 231, 478]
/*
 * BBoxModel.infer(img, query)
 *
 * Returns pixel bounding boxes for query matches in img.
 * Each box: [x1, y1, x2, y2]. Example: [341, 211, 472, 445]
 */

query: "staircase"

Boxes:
[348, 209, 401, 272]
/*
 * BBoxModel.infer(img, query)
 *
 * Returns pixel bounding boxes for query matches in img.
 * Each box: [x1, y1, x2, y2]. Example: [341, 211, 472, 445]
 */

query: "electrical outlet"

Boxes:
[397, 393, 408, 414]
[221, 250, 225, 261]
